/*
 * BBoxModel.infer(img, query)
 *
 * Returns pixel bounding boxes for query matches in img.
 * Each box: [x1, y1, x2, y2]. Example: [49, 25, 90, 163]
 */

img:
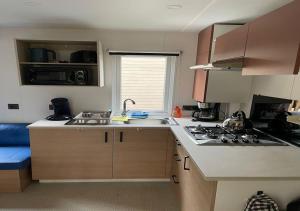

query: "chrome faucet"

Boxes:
[122, 99, 136, 116]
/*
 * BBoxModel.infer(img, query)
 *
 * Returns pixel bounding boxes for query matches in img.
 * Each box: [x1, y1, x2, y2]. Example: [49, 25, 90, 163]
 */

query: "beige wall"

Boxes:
[0, 28, 198, 122]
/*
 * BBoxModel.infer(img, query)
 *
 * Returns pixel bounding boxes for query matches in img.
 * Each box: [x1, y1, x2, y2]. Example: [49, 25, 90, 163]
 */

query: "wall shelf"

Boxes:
[15, 39, 105, 87]
[19, 62, 98, 66]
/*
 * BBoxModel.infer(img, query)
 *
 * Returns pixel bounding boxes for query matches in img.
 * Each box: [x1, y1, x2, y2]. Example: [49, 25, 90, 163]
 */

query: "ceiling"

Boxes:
[0, 0, 293, 32]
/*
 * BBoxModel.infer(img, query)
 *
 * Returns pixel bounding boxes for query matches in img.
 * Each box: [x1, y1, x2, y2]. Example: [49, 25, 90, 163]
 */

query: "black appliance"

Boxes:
[250, 95, 300, 147]
[46, 98, 72, 121]
[185, 124, 287, 146]
[192, 103, 220, 121]
[70, 50, 97, 63]
[287, 198, 300, 211]
[26, 66, 89, 85]
[29, 48, 56, 62]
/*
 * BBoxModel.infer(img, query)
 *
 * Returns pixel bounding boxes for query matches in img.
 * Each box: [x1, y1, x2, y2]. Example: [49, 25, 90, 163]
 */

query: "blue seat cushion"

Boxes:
[0, 147, 31, 170]
[0, 123, 30, 146]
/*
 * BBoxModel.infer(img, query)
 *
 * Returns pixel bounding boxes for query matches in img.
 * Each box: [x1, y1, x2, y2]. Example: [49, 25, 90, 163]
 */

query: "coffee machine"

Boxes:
[192, 103, 220, 122]
[46, 98, 72, 121]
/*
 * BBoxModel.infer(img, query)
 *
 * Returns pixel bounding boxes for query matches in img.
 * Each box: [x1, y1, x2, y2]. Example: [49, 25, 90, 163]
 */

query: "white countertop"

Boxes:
[28, 119, 171, 128]
[172, 118, 300, 181]
[28, 117, 300, 181]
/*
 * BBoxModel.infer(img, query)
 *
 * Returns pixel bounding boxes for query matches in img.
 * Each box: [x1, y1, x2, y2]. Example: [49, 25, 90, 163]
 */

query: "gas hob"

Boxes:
[185, 125, 288, 146]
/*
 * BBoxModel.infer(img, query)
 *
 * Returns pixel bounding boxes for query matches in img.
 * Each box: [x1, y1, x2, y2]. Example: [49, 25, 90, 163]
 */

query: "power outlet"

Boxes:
[8, 104, 19, 109]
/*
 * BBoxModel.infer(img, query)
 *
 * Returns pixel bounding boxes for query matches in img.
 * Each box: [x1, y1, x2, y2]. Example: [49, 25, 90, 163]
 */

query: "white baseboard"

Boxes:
[39, 178, 171, 183]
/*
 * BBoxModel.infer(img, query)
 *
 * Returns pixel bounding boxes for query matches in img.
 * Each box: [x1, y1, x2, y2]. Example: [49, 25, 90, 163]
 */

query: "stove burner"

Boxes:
[241, 134, 257, 140]
[196, 124, 202, 131]
[185, 125, 287, 146]
[206, 133, 218, 139]
[241, 138, 249, 143]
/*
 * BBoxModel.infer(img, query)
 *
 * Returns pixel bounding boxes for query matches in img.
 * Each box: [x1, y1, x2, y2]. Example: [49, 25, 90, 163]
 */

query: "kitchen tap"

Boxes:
[122, 99, 136, 116]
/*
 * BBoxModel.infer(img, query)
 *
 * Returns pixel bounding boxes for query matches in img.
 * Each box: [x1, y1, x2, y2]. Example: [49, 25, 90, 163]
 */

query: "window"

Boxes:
[114, 55, 176, 113]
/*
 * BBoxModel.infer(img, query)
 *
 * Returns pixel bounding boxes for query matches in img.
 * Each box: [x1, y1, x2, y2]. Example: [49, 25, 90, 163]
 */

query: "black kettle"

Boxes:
[222, 110, 253, 131]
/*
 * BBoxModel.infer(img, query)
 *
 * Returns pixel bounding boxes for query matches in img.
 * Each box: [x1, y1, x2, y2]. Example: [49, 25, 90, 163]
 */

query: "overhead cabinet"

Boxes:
[214, 24, 249, 62]
[192, 24, 252, 103]
[243, 0, 300, 75]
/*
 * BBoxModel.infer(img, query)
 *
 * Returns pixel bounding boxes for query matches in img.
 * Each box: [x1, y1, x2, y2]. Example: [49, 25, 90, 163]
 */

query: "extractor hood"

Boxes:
[189, 57, 244, 71]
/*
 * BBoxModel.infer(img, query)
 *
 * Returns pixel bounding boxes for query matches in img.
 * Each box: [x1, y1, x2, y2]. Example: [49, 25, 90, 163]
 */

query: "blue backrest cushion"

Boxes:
[0, 123, 30, 146]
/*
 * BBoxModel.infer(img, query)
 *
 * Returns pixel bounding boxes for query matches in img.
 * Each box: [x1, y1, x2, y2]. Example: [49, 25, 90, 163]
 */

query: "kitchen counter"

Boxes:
[172, 118, 300, 181]
[28, 119, 172, 128]
[28, 117, 300, 181]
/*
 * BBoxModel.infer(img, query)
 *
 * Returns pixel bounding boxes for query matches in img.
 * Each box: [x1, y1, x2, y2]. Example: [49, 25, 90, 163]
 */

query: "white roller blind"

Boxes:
[120, 56, 167, 111]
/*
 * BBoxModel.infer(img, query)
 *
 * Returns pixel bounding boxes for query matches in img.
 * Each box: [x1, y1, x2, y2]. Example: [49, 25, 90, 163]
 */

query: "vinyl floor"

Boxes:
[0, 182, 180, 211]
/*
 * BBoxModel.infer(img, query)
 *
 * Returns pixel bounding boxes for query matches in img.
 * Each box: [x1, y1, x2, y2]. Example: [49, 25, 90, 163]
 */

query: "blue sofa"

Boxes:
[0, 123, 31, 192]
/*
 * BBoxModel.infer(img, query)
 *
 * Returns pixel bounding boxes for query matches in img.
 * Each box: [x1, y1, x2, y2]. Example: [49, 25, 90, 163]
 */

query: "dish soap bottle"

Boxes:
[172, 106, 182, 118]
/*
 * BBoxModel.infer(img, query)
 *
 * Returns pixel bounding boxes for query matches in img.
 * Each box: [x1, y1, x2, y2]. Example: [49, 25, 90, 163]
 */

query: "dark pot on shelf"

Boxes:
[29, 48, 56, 62]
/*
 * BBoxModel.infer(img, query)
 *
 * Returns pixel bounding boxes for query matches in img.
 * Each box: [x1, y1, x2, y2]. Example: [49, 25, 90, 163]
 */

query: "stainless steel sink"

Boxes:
[124, 118, 177, 125]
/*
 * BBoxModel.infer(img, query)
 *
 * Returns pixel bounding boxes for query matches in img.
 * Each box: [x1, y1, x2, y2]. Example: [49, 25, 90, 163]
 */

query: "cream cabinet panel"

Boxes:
[291, 73, 300, 100]
[251, 75, 295, 99]
[205, 71, 253, 103]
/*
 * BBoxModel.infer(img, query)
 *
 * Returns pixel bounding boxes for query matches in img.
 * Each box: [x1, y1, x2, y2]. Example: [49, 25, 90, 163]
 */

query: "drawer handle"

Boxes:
[174, 153, 181, 162]
[120, 131, 123, 142]
[184, 156, 190, 170]
[172, 175, 179, 184]
[105, 132, 108, 143]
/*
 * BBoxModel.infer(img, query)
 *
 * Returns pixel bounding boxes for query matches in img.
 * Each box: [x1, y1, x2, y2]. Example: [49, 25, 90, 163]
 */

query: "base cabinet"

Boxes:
[30, 128, 113, 180]
[172, 140, 217, 211]
[113, 128, 170, 178]
[30, 127, 172, 180]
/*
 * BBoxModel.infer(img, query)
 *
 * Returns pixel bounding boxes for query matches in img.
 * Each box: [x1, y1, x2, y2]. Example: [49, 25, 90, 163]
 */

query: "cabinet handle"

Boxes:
[174, 153, 181, 162]
[105, 132, 108, 143]
[184, 156, 190, 170]
[172, 175, 179, 184]
[120, 131, 123, 142]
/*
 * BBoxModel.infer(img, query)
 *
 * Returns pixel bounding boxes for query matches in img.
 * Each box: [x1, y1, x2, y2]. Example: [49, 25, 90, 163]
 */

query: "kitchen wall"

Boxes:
[0, 28, 198, 122]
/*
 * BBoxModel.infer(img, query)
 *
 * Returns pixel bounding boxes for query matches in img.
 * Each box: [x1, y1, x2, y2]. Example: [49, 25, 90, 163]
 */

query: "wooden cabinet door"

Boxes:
[30, 128, 113, 180]
[193, 25, 214, 102]
[193, 69, 208, 102]
[113, 128, 169, 178]
[174, 142, 217, 211]
[196, 25, 214, 60]
[183, 157, 217, 211]
[214, 24, 249, 61]
[243, 1, 300, 75]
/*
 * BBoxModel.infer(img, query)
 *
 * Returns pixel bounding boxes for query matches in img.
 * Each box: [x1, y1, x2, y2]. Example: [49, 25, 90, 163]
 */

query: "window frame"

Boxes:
[112, 55, 176, 114]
